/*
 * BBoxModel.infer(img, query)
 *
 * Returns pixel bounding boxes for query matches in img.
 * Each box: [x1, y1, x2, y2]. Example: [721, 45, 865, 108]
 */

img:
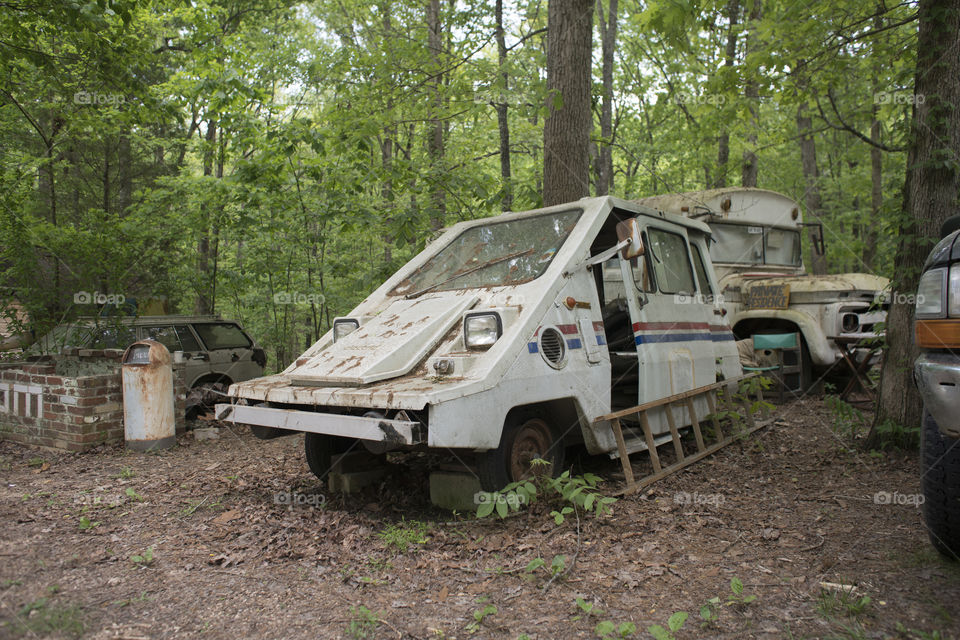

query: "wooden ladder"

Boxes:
[594, 374, 773, 495]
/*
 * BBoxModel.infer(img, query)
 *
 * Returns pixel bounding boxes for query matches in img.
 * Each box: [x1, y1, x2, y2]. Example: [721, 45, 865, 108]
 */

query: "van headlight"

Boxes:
[916, 268, 946, 318]
[333, 318, 360, 342]
[464, 313, 502, 349]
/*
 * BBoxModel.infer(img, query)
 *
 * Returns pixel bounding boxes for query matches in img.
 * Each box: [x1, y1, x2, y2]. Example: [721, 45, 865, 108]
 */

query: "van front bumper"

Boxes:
[915, 352, 960, 438]
[215, 403, 422, 445]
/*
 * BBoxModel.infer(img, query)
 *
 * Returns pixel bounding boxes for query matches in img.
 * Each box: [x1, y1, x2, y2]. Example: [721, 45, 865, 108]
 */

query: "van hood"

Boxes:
[288, 294, 478, 387]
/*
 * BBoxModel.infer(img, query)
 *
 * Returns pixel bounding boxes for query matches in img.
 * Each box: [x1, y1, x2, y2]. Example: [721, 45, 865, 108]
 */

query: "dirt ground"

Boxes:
[1, 397, 958, 640]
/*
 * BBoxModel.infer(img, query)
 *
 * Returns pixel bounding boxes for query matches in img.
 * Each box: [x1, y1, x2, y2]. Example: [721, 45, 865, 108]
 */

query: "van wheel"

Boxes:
[921, 411, 960, 560]
[477, 414, 565, 491]
[305, 433, 336, 481]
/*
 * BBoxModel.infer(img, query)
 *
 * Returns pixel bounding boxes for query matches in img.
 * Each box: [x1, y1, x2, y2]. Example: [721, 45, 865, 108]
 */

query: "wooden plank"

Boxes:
[685, 397, 706, 452]
[594, 374, 759, 422]
[705, 390, 724, 440]
[611, 418, 635, 489]
[663, 404, 684, 461]
[639, 412, 662, 474]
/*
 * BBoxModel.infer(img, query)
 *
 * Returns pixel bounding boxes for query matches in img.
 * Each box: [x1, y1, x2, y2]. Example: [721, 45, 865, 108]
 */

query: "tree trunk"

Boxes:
[427, 0, 446, 229]
[596, 0, 618, 196]
[194, 120, 217, 315]
[543, 0, 593, 206]
[796, 94, 828, 274]
[495, 0, 512, 210]
[740, 0, 761, 188]
[863, 10, 884, 272]
[870, 0, 960, 447]
[714, 0, 739, 189]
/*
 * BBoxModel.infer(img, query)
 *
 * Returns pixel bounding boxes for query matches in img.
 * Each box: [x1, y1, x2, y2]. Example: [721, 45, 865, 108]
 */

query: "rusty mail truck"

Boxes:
[217, 197, 741, 490]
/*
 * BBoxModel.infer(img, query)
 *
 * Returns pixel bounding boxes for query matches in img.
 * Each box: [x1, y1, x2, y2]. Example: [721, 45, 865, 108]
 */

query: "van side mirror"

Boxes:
[616, 218, 645, 259]
[940, 215, 960, 239]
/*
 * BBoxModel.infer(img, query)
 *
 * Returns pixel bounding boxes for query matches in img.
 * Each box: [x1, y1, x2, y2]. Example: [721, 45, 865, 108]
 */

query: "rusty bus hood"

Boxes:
[722, 272, 889, 298]
[286, 294, 478, 387]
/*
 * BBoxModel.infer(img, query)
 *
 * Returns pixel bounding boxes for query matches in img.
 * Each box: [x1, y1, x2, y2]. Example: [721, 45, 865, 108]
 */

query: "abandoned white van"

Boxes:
[217, 197, 741, 490]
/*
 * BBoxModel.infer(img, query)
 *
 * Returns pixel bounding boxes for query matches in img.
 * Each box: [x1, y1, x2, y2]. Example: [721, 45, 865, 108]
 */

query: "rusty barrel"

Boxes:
[122, 340, 176, 451]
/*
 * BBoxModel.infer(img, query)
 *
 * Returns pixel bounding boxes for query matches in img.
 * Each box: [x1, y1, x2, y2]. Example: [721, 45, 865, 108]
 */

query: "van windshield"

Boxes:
[709, 223, 802, 267]
[392, 210, 582, 297]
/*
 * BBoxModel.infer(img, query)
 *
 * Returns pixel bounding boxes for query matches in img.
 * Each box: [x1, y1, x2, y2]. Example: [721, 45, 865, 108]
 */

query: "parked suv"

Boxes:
[31, 315, 266, 389]
[914, 217, 960, 559]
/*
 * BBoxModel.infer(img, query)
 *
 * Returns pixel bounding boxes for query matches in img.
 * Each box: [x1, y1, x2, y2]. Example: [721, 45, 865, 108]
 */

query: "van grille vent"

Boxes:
[540, 327, 566, 367]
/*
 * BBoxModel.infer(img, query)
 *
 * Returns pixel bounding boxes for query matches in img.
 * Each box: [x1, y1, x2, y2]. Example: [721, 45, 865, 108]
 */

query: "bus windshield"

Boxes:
[709, 223, 802, 267]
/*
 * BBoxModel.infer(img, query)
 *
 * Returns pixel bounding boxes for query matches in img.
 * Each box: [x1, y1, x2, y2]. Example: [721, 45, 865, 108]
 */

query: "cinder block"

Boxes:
[429, 471, 483, 512]
[328, 469, 386, 494]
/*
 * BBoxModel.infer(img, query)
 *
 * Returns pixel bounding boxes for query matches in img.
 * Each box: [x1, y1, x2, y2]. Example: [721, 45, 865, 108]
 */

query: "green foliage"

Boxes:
[647, 611, 688, 640]
[594, 619, 637, 639]
[466, 603, 497, 634]
[130, 546, 154, 567]
[77, 516, 99, 531]
[475, 467, 616, 522]
[825, 395, 867, 439]
[346, 605, 380, 640]
[11, 597, 84, 637]
[817, 587, 872, 619]
[377, 519, 430, 553]
[727, 577, 757, 607]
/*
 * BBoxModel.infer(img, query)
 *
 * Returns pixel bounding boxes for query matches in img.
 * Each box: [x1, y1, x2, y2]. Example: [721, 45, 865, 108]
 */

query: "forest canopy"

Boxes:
[0, 0, 919, 369]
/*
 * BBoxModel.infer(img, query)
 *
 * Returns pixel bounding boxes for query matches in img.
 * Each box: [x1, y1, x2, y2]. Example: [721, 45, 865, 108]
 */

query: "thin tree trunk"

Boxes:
[740, 0, 761, 187]
[195, 120, 217, 315]
[543, 0, 594, 206]
[871, 0, 960, 445]
[797, 92, 828, 275]
[596, 0, 618, 196]
[495, 0, 512, 210]
[863, 11, 884, 271]
[427, 0, 446, 229]
[715, 0, 739, 188]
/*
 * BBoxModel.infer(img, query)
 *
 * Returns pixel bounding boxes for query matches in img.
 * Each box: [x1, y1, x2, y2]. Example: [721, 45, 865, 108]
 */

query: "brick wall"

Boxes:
[0, 350, 187, 452]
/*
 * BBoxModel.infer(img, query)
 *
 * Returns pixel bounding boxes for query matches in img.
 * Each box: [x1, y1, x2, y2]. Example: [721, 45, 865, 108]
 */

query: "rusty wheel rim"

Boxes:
[509, 418, 554, 482]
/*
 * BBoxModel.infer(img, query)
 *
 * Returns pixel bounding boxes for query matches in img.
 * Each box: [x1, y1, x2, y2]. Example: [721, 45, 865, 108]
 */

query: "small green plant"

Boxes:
[27, 457, 45, 468]
[378, 518, 430, 553]
[345, 605, 380, 639]
[595, 619, 637, 638]
[124, 487, 143, 501]
[825, 395, 866, 439]
[475, 468, 616, 522]
[115, 466, 135, 479]
[647, 611, 687, 640]
[466, 603, 497, 634]
[727, 577, 757, 607]
[130, 546, 154, 567]
[699, 597, 721, 627]
[78, 516, 99, 531]
[12, 597, 84, 637]
[817, 587, 871, 619]
[573, 597, 602, 621]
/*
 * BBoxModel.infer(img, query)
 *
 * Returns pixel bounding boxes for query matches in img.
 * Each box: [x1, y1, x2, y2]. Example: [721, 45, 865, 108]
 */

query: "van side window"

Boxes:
[143, 326, 183, 352]
[193, 323, 252, 350]
[176, 326, 202, 352]
[647, 228, 696, 295]
[690, 244, 714, 295]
